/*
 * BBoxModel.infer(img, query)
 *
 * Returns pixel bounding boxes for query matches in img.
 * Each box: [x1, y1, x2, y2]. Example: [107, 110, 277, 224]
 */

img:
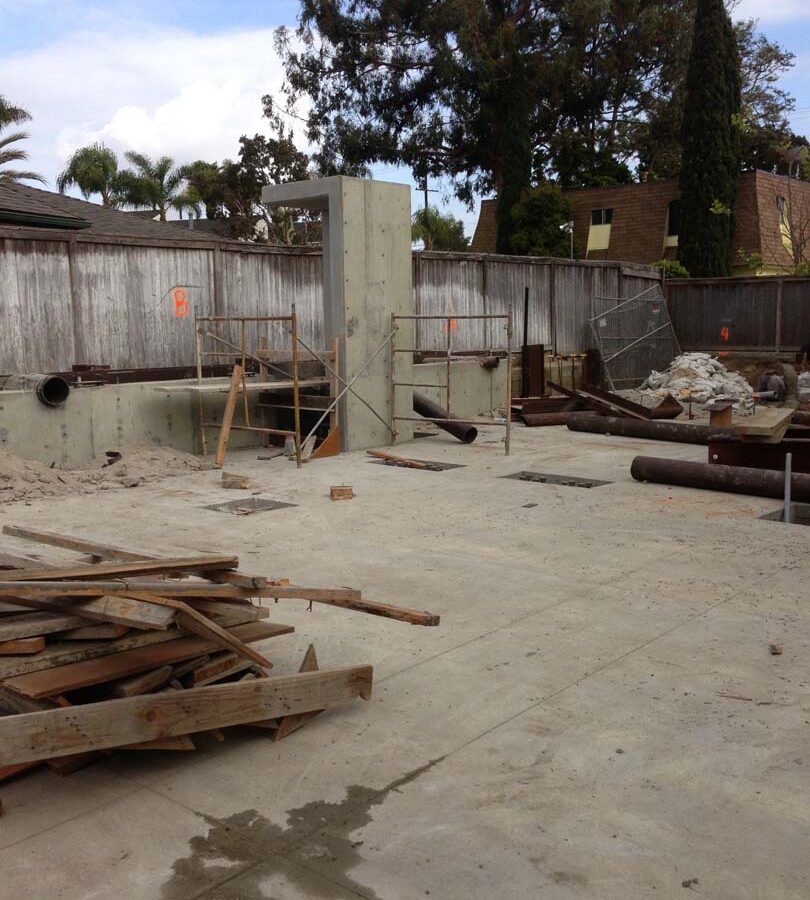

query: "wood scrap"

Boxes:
[0, 666, 373, 765]
[0, 636, 45, 655]
[59, 623, 129, 640]
[330, 485, 354, 500]
[0, 612, 86, 640]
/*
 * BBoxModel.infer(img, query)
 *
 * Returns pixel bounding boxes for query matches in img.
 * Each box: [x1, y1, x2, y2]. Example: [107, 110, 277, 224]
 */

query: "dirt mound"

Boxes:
[0, 445, 211, 503]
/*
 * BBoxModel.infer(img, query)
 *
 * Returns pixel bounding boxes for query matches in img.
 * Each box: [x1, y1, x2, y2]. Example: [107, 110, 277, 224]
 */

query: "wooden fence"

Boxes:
[666, 276, 810, 352]
[0, 226, 661, 373]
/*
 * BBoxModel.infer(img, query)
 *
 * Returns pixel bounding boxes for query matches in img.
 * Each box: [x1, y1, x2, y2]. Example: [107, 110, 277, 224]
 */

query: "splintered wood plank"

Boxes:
[3, 525, 267, 590]
[0, 612, 86, 641]
[110, 665, 174, 698]
[273, 644, 323, 741]
[0, 636, 45, 655]
[0, 666, 373, 765]
[125, 592, 273, 669]
[3, 621, 293, 698]
[1, 555, 239, 583]
[0, 605, 269, 679]
[59, 624, 130, 640]
[0, 593, 176, 630]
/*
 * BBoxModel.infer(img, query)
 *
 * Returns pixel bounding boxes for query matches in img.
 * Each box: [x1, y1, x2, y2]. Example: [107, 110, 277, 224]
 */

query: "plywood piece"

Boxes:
[0, 666, 372, 765]
[3, 621, 293, 698]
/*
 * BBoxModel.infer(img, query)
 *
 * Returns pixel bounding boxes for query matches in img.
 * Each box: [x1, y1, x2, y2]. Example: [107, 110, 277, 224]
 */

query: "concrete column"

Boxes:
[262, 176, 413, 450]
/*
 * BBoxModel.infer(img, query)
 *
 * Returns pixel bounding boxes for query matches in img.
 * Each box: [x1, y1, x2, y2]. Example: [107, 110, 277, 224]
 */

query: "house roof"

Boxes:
[0, 181, 216, 241]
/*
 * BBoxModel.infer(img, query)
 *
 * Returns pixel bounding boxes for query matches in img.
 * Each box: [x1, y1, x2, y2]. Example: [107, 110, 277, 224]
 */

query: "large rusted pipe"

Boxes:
[0, 374, 70, 407]
[566, 413, 716, 444]
[413, 391, 478, 443]
[522, 410, 601, 427]
[791, 410, 810, 426]
[631, 455, 810, 501]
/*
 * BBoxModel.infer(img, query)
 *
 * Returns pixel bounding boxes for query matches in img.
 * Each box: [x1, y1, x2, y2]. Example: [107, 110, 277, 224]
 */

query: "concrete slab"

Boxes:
[0, 423, 806, 899]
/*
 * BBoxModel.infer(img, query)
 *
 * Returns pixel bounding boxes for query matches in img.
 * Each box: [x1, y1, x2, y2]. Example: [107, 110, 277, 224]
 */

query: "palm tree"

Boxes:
[0, 96, 44, 184]
[118, 152, 190, 221]
[57, 143, 121, 207]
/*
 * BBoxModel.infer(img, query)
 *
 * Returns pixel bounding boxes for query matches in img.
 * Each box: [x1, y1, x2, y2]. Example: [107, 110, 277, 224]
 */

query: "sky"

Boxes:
[1, 0, 809, 238]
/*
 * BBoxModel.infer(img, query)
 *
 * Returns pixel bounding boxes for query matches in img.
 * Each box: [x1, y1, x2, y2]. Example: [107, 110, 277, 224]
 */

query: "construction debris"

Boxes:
[330, 485, 354, 500]
[0, 525, 439, 783]
[641, 353, 754, 411]
[221, 471, 251, 489]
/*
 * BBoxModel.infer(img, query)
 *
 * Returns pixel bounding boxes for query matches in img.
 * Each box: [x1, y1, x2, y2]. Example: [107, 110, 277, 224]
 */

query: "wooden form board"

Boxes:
[3, 621, 293, 697]
[1, 555, 239, 583]
[154, 378, 329, 395]
[0, 666, 372, 765]
[2, 593, 176, 630]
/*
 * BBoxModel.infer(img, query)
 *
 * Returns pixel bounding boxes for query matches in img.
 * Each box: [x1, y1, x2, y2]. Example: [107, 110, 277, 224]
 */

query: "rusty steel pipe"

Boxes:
[631, 455, 810, 502]
[413, 391, 478, 443]
[566, 413, 721, 445]
[522, 410, 601, 427]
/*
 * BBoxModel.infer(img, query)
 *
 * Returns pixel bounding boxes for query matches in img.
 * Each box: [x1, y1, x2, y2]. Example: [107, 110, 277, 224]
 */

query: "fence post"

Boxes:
[775, 279, 783, 352]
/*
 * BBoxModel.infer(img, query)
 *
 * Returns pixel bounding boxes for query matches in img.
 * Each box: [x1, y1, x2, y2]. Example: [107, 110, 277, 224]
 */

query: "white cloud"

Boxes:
[733, 0, 810, 23]
[0, 26, 301, 186]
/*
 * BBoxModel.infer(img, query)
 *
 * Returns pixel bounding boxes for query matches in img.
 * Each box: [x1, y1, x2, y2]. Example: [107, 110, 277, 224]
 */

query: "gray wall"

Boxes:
[666, 276, 810, 351]
[0, 229, 662, 373]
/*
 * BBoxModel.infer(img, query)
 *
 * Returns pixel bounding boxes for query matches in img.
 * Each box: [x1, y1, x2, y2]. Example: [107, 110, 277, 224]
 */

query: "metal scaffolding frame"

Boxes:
[389, 310, 513, 455]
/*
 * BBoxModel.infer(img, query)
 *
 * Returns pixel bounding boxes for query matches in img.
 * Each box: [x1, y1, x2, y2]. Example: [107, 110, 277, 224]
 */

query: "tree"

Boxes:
[57, 143, 122, 207]
[0, 95, 44, 184]
[636, 8, 798, 180]
[412, 207, 469, 251]
[507, 184, 572, 257]
[117, 153, 192, 221]
[677, 0, 741, 277]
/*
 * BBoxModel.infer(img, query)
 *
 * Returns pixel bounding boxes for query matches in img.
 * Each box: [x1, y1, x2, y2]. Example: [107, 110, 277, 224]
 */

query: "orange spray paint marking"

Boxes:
[173, 288, 190, 318]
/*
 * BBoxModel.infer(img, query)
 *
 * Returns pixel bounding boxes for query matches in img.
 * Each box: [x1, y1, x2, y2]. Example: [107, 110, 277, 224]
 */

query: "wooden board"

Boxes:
[0, 612, 86, 641]
[1, 554, 239, 583]
[59, 624, 130, 640]
[214, 364, 244, 468]
[735, 407, 794, 442]
[2, 526, 266, 590]
[0, 666, 372, 765]
[0, 606, 261, 679]
[154, 378, 329, 395]
[3, 621, 294, 698]
[0, 636, 45, 655]
[273, 644, 323, 740]
[110, 665, 174, 698]
[2, 593, 176, 630]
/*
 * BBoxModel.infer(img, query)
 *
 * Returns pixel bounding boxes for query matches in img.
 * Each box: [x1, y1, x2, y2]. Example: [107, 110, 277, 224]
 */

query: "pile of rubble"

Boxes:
[641, 353, 754, 411]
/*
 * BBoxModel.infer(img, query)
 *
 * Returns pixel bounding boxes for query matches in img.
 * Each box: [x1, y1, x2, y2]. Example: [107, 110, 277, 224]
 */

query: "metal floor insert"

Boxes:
[503, 471, 613, 488]
[204, 497, 297, 515]
[759, 503, 810, 526]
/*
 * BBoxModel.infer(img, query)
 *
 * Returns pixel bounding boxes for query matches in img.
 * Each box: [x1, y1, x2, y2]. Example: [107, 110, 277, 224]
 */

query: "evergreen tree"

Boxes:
[678, 0, 741, 277]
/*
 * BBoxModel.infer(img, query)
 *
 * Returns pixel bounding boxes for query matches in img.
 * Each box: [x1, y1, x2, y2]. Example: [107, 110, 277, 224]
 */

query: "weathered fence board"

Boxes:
[0, 229, 662, 372]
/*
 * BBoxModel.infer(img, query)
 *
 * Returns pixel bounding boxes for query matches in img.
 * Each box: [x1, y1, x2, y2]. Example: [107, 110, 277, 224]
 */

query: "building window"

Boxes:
[587, 208, 613, 254]
[591, 208, 613, 226]
[777, 195, 792, 254]
[665, 199, 680, 248]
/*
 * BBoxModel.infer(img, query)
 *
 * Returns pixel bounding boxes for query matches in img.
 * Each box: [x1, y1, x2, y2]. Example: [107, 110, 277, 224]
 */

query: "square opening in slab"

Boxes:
[204, 497, 297, 515]
[759, 503, 810, 526]
[503, 471, 612, 488]
[369, 458, 465, 472]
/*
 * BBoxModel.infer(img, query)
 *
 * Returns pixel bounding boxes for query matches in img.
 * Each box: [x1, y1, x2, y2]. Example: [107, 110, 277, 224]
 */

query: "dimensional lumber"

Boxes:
[110, 665, 174, 698]
[630, 456, 810, 501]
[186, 653, 255, 688]
[3, 621, 293, 698]
[0, 612, 86, 641]
[214, 364, 244, 467]
[0, 666, 373, 765]
[59, 624, 130, 640]
[2, 592, 176, 630]
[0, 605, 263, 679]
[0, 637, 45, 655]
[2, 526, 267, 589]
[126, 591, 273, 669]
[273, 643, 323, 741]
[0, 581, 362, 601]
[1, 555, 239, 583]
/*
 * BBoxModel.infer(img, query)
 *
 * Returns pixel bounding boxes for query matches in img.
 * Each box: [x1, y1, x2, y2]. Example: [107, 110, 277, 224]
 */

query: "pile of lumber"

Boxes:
[0, 526, 438, 784]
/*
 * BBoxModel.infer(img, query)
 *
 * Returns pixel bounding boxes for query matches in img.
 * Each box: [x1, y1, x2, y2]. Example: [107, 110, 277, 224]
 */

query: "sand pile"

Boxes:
[642, 352, 754, 411]
[0, 446, 211, 503]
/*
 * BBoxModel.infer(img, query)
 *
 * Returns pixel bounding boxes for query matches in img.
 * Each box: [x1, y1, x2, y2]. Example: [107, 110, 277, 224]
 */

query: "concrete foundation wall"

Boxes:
[0, 356, 504, 467]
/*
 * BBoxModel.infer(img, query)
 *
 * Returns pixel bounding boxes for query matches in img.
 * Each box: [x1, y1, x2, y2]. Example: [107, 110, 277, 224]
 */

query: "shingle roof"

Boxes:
[0, 181, 217, 241]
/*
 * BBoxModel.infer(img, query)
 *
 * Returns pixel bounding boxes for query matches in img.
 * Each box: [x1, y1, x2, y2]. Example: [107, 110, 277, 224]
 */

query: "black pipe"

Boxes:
[413, 391, 478, 443]
[0, 374, 70, 406]
[567, 413, 723, 445]
[631, 456, 810, 502]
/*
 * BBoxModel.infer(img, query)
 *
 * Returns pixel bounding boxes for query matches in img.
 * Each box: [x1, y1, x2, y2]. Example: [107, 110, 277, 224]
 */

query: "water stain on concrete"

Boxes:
[162, 756, 445, 900]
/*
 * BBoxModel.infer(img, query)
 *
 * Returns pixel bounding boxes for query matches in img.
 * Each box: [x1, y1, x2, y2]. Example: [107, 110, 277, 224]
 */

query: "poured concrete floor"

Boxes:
[1, 425, 808, 899]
